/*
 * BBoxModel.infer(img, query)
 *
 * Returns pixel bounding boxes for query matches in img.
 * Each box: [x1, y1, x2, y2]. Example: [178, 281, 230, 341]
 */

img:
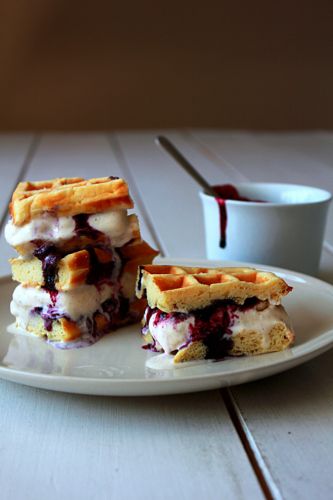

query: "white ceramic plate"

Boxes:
[1, 258, 333, 396]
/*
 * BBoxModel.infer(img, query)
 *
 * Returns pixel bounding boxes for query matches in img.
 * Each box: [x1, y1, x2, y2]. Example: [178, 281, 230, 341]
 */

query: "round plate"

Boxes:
[1, 258, 333, 396]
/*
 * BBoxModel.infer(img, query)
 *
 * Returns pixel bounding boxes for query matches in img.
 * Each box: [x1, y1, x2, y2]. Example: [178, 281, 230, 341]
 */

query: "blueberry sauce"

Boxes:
[141, 306, 156, 336]
[100, 296, 132, 325]
[118, 297, 130, 320]
[33, 291, 128, 339]
[31, 305, 65, 332]
[212, 184, 266, 248]
[102, 297, 120, 317]
[33, 243, 61, 291]
[85, 247, 115, 284]
[137, 266, 144, 292]
[73, 214, 102, 239]
[142, 298, 260, 358]
[33, 240, 118, 292]
[142, 340, 159, 352]
[42, 317, 53, 332]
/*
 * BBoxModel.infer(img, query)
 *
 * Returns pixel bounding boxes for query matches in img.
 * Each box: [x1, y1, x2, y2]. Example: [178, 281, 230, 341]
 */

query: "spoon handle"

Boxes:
[156, 136, 216, 197]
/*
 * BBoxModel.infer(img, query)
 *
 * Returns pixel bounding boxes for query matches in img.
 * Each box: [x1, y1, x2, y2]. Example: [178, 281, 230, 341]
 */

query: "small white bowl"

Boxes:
[199, 182, 332, 275]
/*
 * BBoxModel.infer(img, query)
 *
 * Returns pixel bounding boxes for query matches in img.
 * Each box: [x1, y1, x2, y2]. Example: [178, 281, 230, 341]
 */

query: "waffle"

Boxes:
[11, 239, 158, 293]
[10, 247, 115, 291]
[118, 239, 159, 299]
[136, 265, 292, 313]
[10, 239, 158, 292]
[10, 176, 133, 226]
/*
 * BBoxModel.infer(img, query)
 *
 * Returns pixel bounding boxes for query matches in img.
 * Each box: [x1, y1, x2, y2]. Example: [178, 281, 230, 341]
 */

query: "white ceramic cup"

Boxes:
[199, 183, 332, 275]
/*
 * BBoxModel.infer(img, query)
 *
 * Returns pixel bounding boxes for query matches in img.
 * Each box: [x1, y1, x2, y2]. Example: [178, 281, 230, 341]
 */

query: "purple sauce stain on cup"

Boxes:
[213, 184, 266, 248]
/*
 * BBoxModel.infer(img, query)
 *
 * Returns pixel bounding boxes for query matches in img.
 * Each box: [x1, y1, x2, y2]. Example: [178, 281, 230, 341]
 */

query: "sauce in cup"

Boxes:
[213, 184, 266, 248]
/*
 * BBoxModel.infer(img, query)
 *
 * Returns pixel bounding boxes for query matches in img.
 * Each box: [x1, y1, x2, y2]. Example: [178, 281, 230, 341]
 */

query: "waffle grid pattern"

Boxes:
[11, 176, 133, 225]
[137, 265, 291, 312]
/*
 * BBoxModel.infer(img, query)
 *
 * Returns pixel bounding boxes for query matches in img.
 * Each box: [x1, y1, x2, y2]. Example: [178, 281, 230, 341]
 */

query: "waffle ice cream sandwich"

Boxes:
[136, 265, 294, 362]
[6, 177, 140, 256]
[6, 176, 158, 348]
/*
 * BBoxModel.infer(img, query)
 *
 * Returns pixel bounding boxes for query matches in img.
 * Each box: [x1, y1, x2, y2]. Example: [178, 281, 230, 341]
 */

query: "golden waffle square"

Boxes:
[10, 176, 133, 226]
[136, 265, 292, 312]
[10, 247, 115, 291]
[11, 239, 159, 293]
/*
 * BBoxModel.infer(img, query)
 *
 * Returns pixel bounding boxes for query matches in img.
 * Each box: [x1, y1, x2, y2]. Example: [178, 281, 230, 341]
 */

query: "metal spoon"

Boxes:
[155, 135, 227, 248]
[155, 135, 217, 198]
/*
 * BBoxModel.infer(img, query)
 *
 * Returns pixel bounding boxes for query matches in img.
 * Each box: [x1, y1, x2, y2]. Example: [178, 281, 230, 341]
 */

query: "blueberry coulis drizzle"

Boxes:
[142, 298, 260, 358]
[212, 184, 266, 248]
[137, 266, 144, 291]
[31, 305, 64, 332]
[73, 214, 102, 239]
[33, 243, 61, 292]
[85, 246, 115, 285]
[30, 241, 60, 328]
[34, 241, 116, 289]
[32, 241, 119, 332]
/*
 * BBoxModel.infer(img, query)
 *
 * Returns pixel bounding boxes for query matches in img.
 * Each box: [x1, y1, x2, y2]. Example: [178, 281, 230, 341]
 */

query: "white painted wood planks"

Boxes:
[0, 134, 35, 275]
[115, 131, 240, 258]
[230, 349, 333, 500]
[0, 381, 264, 500]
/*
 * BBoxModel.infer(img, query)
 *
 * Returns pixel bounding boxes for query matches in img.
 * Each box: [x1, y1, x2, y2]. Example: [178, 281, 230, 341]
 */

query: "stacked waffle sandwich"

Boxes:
[136, 265, 294, 362]
[5, 177, 158, 348]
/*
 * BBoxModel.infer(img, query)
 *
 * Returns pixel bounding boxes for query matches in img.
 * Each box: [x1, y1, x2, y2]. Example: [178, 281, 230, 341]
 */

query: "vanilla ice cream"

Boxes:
[147, 304, 292, 354]
[5, 209, 136, 255]
[11, 283, 115, 327]
[148, 314, 195, 354]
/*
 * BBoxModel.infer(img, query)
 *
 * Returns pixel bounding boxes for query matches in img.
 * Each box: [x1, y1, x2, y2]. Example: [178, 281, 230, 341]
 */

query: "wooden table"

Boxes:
[1, 131, 333, 500]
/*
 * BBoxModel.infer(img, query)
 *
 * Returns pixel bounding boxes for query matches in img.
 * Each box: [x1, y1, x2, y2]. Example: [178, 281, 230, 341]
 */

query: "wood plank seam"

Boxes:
[0, 134, 40, 233]
[323, 241, 333, 256]
[108, 133, 165, 256]
[184, 130, 248, 182]
[221, 388, 283, 500]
